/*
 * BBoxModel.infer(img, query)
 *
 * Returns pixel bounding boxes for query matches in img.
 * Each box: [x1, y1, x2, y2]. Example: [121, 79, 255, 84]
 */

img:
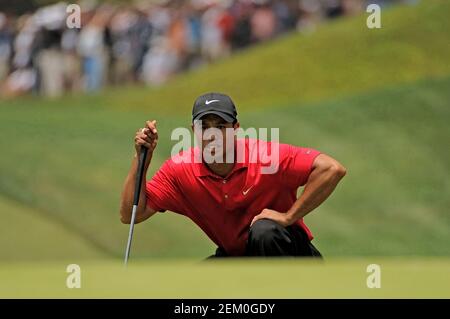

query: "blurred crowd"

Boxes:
[0, 0, 409, 98]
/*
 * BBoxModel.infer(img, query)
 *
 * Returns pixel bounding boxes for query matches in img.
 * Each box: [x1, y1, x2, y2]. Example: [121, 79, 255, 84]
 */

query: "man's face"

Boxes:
[192, 114, 239, 162]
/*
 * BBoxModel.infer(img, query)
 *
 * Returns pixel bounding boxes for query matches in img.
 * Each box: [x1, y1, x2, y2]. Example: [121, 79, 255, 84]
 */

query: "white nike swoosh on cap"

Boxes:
[205, 99, 220, 105]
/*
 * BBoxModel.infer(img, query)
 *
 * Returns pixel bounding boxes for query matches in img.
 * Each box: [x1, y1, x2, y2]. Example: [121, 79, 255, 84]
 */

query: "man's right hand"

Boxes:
[120, 120, 159, 224]
[135, 120, 158, 156]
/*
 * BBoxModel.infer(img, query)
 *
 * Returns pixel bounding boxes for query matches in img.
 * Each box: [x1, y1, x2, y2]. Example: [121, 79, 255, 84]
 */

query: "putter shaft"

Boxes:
[124, 147, 148, 265]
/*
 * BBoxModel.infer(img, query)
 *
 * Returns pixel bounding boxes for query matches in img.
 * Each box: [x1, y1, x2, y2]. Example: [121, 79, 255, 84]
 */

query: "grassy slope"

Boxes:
[0, 196, 106, 261]
[1, 76, 449, 260]
[0, 0, 449, 260]
[100, 0, 450, 111]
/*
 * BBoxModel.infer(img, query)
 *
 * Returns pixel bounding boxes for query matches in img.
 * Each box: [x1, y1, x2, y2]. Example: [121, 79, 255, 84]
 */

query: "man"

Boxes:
[120, 92, 346, 257]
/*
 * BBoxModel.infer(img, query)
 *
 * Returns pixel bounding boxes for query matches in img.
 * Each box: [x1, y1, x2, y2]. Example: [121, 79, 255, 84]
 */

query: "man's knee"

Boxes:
[249, 218, 285, 243]
[247, 218, 322, 257]
[247, 218, 295, 256]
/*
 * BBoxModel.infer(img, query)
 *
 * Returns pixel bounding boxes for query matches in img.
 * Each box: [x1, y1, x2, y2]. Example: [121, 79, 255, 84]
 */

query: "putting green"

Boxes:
[1, 258, 449, 298]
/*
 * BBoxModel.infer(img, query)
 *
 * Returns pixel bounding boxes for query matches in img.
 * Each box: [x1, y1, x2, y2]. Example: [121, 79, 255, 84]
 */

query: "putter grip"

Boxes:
[133, 146, 148, 206]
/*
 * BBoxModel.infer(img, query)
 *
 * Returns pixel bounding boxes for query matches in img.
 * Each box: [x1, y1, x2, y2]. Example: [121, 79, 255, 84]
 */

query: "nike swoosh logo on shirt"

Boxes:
[205, 99, 220, 105]
[242, 185, 254, 196]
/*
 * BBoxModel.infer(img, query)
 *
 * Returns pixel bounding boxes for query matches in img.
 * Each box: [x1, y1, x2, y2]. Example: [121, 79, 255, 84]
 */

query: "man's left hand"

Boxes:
[250, 208, 294, 228]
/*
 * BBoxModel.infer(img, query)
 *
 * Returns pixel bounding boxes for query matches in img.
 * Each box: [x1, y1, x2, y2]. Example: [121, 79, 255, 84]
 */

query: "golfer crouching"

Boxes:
[120, 93, 346, 258]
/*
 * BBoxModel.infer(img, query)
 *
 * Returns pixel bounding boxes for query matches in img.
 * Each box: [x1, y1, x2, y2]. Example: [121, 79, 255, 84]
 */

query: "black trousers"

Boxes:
[208, 218, 322, 258]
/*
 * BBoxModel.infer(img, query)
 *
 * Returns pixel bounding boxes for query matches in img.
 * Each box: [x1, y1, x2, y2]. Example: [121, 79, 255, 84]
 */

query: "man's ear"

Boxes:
[234, 121, 240, 129]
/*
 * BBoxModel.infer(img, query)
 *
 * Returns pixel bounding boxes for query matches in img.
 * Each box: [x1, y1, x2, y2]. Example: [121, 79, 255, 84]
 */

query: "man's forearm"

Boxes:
[286, 162, 346, 224]
[119, 152, 152, 223]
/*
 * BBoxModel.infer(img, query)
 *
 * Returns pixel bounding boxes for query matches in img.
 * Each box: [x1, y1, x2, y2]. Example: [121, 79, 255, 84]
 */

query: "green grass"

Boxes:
[0, 0, 449, 261]
[0, 196, 106, 261]
[1, 258, 449, 298]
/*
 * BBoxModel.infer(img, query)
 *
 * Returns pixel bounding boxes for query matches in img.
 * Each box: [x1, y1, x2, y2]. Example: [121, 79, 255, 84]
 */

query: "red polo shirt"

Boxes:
[145, 138, 321, 256]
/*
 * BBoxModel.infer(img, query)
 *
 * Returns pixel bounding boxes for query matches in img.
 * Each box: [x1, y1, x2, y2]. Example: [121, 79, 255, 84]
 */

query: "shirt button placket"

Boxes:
[223, 179, 228, 201]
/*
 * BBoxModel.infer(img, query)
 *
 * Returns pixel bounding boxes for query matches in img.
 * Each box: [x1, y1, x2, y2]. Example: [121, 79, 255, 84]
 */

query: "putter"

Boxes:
[124, 146, 148, 265]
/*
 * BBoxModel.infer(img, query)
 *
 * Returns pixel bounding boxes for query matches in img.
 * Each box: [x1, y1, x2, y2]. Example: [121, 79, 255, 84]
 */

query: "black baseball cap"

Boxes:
[192, 92, 237, 123]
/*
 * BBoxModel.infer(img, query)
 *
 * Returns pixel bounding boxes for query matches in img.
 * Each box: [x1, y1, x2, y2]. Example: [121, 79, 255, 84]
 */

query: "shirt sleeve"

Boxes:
[145, 159, 184, 214]
[280, 144, 321, 189]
